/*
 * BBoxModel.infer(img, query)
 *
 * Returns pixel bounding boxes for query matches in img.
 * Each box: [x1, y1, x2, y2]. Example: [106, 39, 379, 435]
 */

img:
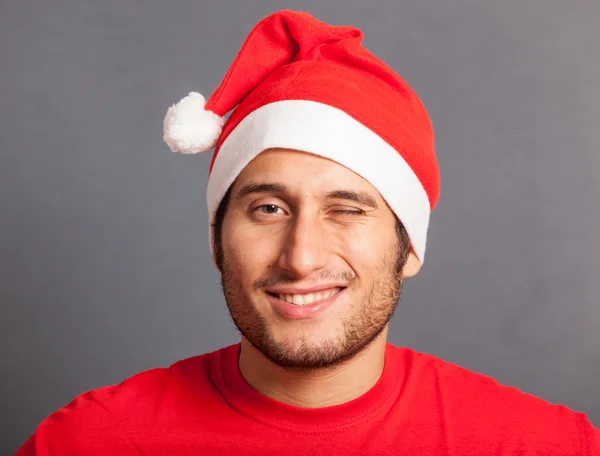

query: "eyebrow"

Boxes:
[233, 182, 379, 209]
[325, 190, 379, 209]
[233, 182, 289, 200]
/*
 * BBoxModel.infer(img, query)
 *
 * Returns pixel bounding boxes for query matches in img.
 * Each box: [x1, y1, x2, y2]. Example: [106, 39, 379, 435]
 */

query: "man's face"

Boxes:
[218, 149, 419, 369]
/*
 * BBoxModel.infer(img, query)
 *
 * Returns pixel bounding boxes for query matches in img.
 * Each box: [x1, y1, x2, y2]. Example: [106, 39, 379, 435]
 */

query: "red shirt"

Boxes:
[16, 343, 600, 455]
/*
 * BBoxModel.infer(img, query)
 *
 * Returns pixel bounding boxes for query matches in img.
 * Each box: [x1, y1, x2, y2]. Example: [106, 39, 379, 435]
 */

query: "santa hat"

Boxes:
[163, 10, 440, 264]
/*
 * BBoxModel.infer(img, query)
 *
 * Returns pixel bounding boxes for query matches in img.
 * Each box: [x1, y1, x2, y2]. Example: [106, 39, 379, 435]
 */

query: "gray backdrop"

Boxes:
[2, 0, 599, 453]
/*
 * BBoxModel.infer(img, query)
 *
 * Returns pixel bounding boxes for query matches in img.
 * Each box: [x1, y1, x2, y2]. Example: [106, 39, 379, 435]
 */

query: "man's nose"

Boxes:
[276, 211, 330, 278]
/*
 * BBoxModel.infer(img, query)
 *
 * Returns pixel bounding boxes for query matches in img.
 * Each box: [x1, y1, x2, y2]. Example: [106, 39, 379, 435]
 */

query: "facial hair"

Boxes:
[220, 242, 404, 371]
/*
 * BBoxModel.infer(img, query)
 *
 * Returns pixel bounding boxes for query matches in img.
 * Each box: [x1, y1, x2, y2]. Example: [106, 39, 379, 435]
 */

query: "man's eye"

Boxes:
[332, 209, 365, 216]
[255, 204, 284, 215]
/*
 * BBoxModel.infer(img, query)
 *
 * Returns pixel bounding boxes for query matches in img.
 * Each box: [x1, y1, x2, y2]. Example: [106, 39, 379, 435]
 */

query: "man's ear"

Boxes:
[209, 225, 221, 273]
[402, 247, 422, 278]
[212, 254, 221, 273]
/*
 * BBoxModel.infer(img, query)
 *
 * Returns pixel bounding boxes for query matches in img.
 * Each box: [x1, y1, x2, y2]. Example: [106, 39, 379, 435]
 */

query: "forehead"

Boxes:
[232, 148, 382, 197]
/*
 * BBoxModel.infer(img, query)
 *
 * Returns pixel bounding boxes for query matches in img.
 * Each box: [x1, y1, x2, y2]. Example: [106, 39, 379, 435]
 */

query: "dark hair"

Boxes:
[212, 186, 411, 273]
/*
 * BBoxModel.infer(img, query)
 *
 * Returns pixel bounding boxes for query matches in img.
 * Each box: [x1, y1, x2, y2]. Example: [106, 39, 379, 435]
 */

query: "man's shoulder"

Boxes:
[28, 345, 235, 449]
[390, 343, 561, 406]
[388, 344, 600, 453]
[391, 343, 522, 386]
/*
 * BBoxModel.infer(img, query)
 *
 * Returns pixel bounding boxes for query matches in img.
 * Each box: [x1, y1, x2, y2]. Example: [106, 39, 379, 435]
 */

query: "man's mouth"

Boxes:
[266, 287, 343, 306]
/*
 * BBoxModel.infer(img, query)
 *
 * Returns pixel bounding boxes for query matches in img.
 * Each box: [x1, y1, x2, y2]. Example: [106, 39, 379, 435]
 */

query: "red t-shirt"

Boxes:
[16, 343, 600, 455]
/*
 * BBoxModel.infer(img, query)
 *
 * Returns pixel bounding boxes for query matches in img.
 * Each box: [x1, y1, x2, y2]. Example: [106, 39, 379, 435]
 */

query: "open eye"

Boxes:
[254, 204, 286, 215]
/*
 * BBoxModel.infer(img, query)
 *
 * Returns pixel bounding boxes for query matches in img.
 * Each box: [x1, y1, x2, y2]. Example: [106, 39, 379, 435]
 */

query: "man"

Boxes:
[16, 9, 600, 455]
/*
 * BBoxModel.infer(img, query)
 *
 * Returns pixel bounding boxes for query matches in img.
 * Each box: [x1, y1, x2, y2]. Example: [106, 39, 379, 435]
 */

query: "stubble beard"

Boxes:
[220, 246, 404, 371]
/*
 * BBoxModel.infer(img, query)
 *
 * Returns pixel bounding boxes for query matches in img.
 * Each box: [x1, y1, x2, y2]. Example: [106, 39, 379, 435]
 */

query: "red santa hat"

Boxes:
[163, 10, 440, 264]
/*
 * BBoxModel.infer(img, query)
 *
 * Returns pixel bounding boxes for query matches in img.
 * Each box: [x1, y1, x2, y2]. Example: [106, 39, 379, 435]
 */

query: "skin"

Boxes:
[217, 148, 421, 407]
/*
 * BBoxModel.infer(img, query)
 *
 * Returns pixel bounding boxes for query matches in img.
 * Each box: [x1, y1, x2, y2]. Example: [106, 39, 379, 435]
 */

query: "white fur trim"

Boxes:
[207, 100, 431, 263]
[163, 92, 224, 154]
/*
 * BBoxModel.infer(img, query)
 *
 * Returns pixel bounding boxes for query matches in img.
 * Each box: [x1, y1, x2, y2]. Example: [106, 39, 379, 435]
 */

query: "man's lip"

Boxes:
[265, 284, 347, 295]
[267, 288, 346, 319]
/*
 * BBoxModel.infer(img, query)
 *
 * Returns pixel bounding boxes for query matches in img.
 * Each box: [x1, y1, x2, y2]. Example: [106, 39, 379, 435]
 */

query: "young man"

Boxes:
[16, 10, 600, 455]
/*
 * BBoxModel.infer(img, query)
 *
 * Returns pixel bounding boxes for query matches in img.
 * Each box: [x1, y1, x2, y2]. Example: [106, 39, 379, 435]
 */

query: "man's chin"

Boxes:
[247, 334, 355, 370]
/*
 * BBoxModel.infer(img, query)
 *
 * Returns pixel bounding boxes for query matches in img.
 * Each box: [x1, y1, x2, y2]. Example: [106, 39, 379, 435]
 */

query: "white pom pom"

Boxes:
[163, 92, 225, 154]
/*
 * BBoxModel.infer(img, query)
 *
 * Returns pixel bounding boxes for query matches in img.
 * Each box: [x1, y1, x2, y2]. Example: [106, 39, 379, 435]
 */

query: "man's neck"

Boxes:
[237, 331, 388, 408]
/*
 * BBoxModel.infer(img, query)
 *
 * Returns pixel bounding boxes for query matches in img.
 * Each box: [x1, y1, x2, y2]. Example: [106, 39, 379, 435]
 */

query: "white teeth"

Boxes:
[303, 294, 315, 305]
[277, 288, 339, 306]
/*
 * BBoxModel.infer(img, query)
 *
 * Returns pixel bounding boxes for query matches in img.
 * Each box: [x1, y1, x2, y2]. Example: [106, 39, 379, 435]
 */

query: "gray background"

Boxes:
[2, 0, 599, 452]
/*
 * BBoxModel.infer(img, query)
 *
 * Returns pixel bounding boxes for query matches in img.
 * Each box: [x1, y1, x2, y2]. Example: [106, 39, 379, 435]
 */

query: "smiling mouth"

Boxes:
[266, 288, 343, 306]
